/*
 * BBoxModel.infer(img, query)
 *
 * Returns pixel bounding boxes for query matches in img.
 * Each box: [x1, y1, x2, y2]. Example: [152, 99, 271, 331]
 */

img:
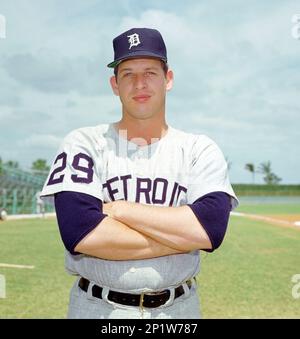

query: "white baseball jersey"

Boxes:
[41, 123, 238, 293]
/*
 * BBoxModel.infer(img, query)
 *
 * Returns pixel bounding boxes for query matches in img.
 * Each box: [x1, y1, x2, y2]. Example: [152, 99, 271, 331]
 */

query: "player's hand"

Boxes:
[103, 200, 127, 218]
[103, 200, 137, 221]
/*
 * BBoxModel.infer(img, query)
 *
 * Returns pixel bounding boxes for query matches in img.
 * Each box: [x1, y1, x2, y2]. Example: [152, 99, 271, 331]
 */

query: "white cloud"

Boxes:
[19, 134, 62, 149]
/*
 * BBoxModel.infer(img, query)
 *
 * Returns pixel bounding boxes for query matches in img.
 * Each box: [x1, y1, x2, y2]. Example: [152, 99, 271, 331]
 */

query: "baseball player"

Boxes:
[41, 28, 238, 319]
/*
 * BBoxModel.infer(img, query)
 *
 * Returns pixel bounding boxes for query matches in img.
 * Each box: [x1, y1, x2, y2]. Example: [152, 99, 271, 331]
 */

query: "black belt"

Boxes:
[78, 277, 193, 308]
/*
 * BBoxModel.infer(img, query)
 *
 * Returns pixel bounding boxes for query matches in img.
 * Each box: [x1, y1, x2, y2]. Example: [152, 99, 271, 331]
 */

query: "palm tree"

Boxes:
[5, 160, 19, 168]
[258, 161, 282, 185]
[245, 163, 255, 183]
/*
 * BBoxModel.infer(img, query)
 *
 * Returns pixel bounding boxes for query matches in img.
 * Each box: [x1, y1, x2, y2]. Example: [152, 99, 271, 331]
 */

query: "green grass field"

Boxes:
[236, 203, 300, 215]
[0, 204, 300, 319]
[0, 218, 74, 318]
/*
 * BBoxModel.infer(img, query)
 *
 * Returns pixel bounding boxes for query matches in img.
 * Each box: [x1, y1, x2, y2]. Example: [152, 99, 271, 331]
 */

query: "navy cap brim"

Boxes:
[107, 51, 167, 68]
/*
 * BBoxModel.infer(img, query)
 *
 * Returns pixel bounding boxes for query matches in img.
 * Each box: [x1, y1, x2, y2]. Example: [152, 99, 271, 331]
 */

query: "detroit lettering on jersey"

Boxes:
[46, 151, 187, 206]
[104, 176, 186, 205]
[41, 123, 238, 209]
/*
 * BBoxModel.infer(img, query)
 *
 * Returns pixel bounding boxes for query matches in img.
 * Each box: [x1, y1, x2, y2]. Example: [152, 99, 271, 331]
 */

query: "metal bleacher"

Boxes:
[0, 165, 53, 215]
[0, 164, 46, 190]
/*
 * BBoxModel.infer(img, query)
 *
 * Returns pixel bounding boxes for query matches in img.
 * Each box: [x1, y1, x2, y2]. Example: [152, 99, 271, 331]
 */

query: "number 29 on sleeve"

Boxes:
[47, 152, 94, 185]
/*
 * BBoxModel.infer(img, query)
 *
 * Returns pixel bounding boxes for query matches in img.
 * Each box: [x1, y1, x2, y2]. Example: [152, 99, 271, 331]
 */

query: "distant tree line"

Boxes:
[1, 156, 283, 185]
[0, 157, 50, 176]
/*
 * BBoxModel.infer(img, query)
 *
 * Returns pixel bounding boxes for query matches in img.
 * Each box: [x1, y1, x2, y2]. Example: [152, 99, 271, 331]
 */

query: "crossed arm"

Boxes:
[74, 200, 212, 260]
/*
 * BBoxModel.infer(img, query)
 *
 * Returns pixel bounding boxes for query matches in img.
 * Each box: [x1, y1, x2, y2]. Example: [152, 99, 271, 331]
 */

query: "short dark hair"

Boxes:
[114, 60, 169, 78]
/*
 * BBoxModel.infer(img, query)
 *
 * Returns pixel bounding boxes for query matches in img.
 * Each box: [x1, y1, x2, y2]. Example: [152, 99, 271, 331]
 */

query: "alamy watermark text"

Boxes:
[0, 14, 6, 39]
[291, 14, 300, 39]
[292, 274, 300, 299]
[0, 274, 6, 298]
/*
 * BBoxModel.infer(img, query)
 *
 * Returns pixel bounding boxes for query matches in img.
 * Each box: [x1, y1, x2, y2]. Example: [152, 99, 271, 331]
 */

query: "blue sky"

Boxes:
[0, 0, 299, 184]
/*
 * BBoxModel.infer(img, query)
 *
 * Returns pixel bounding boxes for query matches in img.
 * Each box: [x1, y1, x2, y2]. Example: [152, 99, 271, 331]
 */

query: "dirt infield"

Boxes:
[266, 214, 300, 223]
[231, 212, 300, 229]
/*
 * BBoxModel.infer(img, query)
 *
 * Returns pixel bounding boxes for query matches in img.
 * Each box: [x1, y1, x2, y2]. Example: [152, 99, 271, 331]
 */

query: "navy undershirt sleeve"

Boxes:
[54, 191, 107, 255]
[187, 191, 231, 252]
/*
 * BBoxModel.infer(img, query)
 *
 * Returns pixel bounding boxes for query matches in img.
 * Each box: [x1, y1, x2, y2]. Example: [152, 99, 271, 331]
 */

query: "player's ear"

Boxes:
[110, 76, 119, 96]
[166, 70, 174, 91]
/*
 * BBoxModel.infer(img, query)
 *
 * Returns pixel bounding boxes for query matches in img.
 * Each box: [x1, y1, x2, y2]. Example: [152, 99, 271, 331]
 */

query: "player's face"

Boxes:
[110, 58, 173, 121]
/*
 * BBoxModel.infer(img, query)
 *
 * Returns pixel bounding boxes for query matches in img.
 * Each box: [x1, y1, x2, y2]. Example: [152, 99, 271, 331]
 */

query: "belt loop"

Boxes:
[162, 288, 175, 308]
[182, 281, 191, 298]
[101, 286, 110, 304]
[86, 281, 95, 301]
